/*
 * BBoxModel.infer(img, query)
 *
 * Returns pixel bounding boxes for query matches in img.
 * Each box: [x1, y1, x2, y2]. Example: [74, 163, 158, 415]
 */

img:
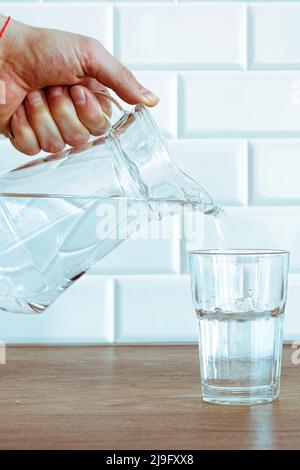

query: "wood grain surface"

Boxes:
[0, 345, 299, 450]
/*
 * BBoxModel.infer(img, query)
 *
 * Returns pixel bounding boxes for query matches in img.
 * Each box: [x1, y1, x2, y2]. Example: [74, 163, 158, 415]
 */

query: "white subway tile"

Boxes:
[1, 0, 39, 2]
[90, 216, 181, 275]
[250, 139, 300, 205]
[250, 5, 300, 69]
[135, 71, 177, 138]
[44, 0, 173, 2]
[115, 275, 196, 343]
[44, 0, 172, 2]
[117, 4, 246, 69]
[169, 139, 247, 206]
[284, 274, 300, 341]
[114, 273, 300, 343]
[198, 207, 300, 273]
[0, 3, 113, 51]
[178, 0, 300, 2]
[0, 276, 114, 344]
[181, 72, 300, 137]
[118, 72, 177, 138]
[2, 0, 300, 345]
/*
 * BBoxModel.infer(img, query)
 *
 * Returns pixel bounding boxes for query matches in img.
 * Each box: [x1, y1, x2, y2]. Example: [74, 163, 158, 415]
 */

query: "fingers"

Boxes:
[24, 90, 65, 154]
[10, 104, 40, 156]
[47, 86, 90, 146]
[69, 85, 108, 136]
[79, 78, 112, 117]
[9, 85, 111, 156]
[48, 85, 109, 142]
[81, 38, 160, 106]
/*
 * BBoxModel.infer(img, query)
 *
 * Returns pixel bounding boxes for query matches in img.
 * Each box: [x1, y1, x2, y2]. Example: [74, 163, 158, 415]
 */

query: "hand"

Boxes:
[0, 17, 159, 155]
[11, 80, 114, 155]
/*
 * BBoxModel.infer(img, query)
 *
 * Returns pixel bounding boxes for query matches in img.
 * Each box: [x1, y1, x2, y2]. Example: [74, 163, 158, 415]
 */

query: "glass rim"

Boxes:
[189, 249, 290, 256]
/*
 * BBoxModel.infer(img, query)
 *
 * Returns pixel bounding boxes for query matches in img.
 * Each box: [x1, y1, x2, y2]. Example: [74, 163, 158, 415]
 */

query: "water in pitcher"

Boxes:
[0, 195, 148, 313]
[0, 101, 226, 314]
[0, 193, 223, 314]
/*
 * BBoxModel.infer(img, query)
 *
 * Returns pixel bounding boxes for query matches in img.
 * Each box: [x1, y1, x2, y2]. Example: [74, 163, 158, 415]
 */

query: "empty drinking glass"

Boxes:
[189, 249, 290, 405]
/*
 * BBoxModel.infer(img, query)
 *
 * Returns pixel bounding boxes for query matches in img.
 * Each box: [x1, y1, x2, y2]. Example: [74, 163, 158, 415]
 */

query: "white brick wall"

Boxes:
[117, 4, 246, 69]
[249, 4, 300, 69]
[1, 1, 300, 343]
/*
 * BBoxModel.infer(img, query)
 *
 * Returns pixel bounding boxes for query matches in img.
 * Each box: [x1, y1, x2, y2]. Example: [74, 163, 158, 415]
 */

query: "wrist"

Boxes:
[0, 15, 17, 75]
[0, 15, 8, 66]
[0, 16, 36, 77]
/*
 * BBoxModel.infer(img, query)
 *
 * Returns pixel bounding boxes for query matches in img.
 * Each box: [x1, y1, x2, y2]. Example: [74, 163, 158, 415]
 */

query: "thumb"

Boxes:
[80, 38, 159, 107]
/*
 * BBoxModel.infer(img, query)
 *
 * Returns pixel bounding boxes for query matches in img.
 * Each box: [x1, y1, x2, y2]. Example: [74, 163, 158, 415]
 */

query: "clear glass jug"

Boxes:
[0, 93, 217, 313]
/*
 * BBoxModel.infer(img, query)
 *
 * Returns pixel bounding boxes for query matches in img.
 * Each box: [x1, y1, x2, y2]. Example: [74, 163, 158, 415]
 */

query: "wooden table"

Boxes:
[0, 345, 299, 450]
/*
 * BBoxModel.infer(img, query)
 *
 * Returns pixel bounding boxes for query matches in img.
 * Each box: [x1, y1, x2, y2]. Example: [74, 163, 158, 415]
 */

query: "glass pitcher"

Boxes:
[0, 93, 218, 314]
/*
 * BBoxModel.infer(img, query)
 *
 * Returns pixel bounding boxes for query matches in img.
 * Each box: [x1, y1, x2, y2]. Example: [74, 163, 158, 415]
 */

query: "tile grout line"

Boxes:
[128, 65, 248, 72]
[175, 72, 179, 140]
[177, 73, 183, 139]
[244, 3, 249, 71]
[246, 3, 253, 71]
[245, 140, 250, 207]
[247, 140, 254, 208]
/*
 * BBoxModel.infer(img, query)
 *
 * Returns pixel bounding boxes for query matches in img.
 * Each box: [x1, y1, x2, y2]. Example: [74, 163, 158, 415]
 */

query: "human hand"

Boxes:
[0, 16, 159, 155]
[11, 79, 115, 156]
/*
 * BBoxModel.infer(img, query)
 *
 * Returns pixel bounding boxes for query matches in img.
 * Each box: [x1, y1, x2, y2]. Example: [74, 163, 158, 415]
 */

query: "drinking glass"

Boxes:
[189, 249, 290, 405]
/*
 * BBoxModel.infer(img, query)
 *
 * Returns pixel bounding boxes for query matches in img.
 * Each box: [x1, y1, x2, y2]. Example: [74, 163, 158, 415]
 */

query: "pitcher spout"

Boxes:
[173, 167, 218, 215]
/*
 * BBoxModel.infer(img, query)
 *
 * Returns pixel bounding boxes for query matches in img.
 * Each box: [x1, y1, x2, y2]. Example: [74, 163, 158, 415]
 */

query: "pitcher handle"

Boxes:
[5, 91, 127, 141]
[93, 91, 126, 131]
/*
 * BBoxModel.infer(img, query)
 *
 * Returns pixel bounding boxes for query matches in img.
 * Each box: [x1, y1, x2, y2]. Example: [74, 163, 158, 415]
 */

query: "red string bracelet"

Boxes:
[0, 16, 11, 38]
